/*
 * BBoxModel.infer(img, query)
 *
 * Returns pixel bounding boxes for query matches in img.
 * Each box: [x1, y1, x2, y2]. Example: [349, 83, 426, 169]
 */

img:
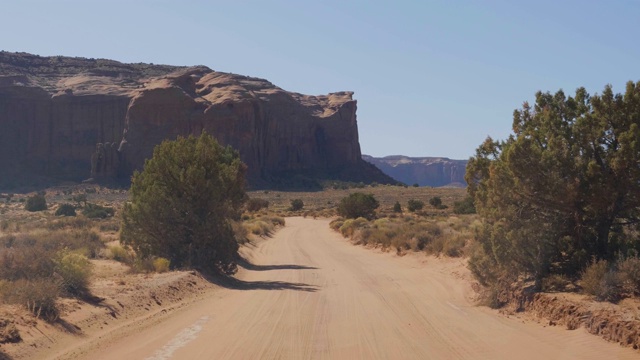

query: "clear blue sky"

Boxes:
[2, 0, 639, 159]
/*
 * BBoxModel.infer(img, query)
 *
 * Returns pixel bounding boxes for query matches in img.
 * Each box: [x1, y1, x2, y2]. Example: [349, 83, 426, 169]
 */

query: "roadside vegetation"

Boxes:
[466, 82, 640, 306]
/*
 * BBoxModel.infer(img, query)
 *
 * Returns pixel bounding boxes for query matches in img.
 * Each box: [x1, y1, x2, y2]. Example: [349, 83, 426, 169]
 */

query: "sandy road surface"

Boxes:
[64, 217, 636, 360]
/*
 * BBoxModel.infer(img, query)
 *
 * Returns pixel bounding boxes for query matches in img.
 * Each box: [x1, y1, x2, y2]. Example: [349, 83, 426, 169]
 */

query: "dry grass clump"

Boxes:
[0, 223, 105, 320]
[242, 216, 285, 237]
[578, 257, 640, 302]
[107, 245, 134, 263]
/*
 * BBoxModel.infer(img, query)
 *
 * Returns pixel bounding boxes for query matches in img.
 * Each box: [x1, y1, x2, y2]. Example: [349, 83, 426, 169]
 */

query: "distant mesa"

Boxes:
[362, 155, 467, 187]
[0, 51, 393, 188]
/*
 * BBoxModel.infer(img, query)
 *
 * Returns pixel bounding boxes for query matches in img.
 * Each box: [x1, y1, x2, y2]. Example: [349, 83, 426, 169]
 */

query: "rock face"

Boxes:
[0, 52, 392, 187]
[362, 155, 467, 187]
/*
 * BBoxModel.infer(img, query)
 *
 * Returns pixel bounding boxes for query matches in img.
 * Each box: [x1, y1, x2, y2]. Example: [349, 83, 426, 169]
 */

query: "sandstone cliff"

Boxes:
[0, 52, 392, 188]
[362, 155, 467, 187]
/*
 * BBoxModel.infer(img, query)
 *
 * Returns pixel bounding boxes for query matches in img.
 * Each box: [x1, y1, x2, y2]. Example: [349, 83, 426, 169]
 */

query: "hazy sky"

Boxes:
[2, 0, 638, 159]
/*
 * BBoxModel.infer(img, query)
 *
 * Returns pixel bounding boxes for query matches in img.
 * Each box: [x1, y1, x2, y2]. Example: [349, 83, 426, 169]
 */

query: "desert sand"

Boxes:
[48, 217, 637, 359]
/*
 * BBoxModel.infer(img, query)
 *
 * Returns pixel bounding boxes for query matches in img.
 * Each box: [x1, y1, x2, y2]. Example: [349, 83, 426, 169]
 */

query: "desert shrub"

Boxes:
[339, 217, 369, 237]
[130, 258, 156, 273]
[108, 245, 133, 264]
[0, 220, 9, 232]
[153, 257, 170, 273]
[24, 194, 47, 212]
[429, 197, 442, 208]
[329, 219, 344, 231]
[55, 204, 76, 217]
[0, 318, 21, 343]
[617, 257, 640, 296]
[0, 246, 56, 281]
[337, 193, 379, 219]
[268, 216, 285, 227]
[407, 199, 424, 212]
[53, 250, 92, 296]
[581, 259, 621, 301]
[82, 203, 115, 219]
[247, 220, 272, 236]
[1, 279, 61, 321]
[289, 199, 304, 211]
[393, 201, 402, 213]
[453, 195, 476, 214]
[246, 198, 269, 212]
[412, 183, 419, 187]
[442, 235, 466, 257]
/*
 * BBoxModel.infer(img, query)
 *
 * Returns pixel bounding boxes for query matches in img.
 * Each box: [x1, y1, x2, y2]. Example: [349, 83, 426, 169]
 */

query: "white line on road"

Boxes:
[145, 316, 211, 360]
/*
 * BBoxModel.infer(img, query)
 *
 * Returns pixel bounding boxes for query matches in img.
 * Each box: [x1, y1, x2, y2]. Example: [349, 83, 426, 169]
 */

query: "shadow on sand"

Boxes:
[202, 257, 319, 292]
[235, 256, 318, 272]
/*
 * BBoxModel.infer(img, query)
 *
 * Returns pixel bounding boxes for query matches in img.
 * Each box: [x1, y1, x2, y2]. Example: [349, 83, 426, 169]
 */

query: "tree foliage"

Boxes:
[466, 82, 640, 286]
[337, 193, 379, 219]
[121, 132, 247, 275]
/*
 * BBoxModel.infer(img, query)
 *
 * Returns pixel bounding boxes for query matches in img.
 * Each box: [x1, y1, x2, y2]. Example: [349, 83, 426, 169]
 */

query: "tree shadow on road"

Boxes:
[235, 256, 318, 272]
[202, 256, 319, 292]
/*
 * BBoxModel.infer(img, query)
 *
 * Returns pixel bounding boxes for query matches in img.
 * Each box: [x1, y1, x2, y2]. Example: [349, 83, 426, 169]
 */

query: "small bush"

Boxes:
[25, 194, 47, 212]
[55, 204, 76, 217]
[2, 279, 61, 321]
[453, 195, 476, 214]
[54, 251, 93, 296]
[442, 235, 466, 257]
[393, 201, 402, 213]
[153, 257, 170, 273]
[339, 217, 369, 237]
[337, 193, 379, 219]
[429, 197, 442, 208]
[82, 203, 115, 219]
[329, 219, 344, 231]
[108, 245, 134, 264]
[289, 199, 304, 211]
[581, 259, 621, 301]
[617, 257, 640, 296]
[407, 199, 424, 212]
[246, 198, 269, 212]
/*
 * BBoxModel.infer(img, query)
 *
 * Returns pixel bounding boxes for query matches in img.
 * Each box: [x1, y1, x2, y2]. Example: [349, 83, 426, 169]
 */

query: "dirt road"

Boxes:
[64, 217, 636, 359]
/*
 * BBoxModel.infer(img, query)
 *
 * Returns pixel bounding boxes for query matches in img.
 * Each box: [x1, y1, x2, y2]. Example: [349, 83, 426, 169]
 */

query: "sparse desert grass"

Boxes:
[332, 213, 477, 257]
[247, 185, 466, 218]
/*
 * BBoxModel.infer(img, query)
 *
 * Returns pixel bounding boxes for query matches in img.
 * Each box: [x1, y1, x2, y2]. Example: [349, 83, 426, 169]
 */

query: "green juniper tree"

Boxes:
[121, 132, 247, 275]
[467, 82, 640, 287]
